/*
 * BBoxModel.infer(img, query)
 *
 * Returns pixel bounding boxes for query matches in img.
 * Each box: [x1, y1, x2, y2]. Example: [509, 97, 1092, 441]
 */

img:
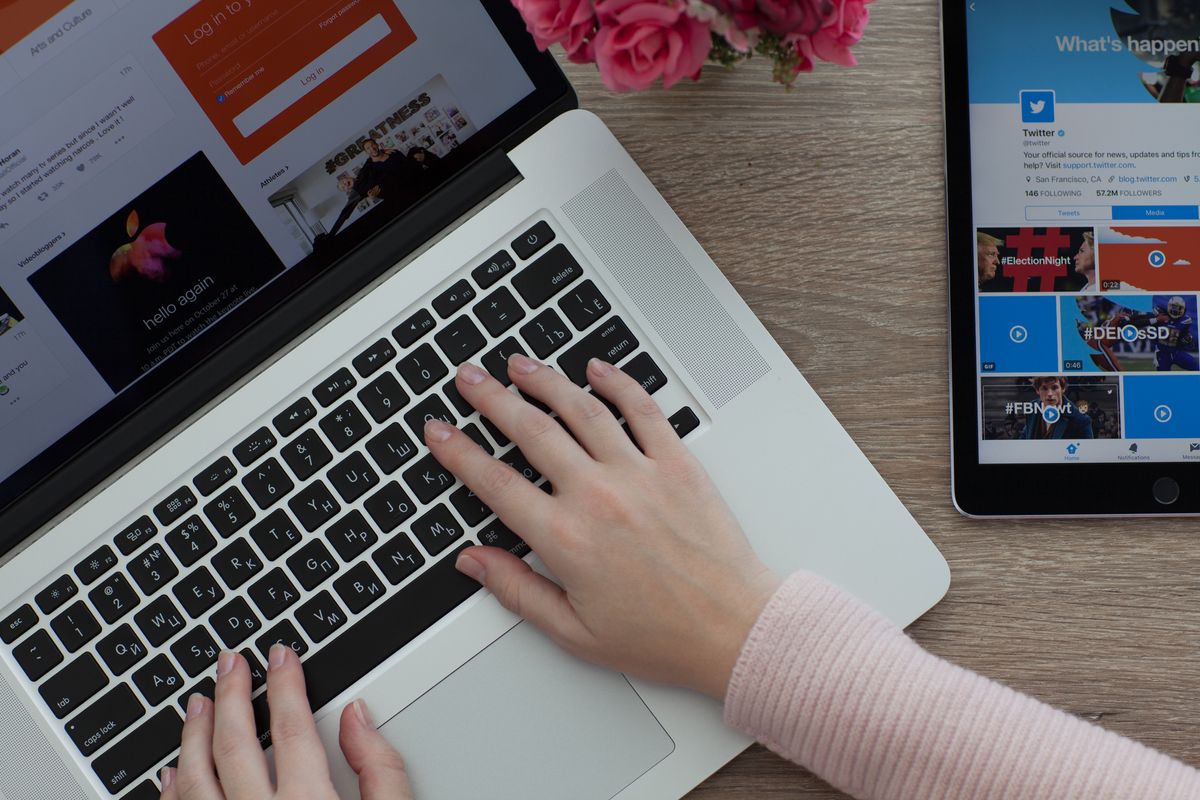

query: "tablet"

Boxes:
[944, 0, 1200, 516]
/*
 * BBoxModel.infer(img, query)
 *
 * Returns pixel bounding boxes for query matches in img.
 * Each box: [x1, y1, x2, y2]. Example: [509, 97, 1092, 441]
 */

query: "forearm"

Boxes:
[724, 571, 1200, 800]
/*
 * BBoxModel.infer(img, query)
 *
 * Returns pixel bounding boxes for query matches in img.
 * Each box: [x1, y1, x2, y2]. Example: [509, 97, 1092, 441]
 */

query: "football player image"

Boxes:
[1152, 295, 1199, 371]
[1076, 296, 1198, 372]
[1019, 376, 1094, 440]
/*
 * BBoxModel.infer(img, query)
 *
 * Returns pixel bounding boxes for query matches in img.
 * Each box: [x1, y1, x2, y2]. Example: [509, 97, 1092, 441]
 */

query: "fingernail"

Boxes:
[269, 643, 289, 670]
[217, 651, 236, 677]
[186, 693, 206, 720]
[456, 552, 486, 583]
[161, 767, 175, 789]
[353, 699, 374, 727]
[425, 419, 453, 443]
[509, 354, 540, 375]
[588, 358, 614, 377]
[458, 362, 487, 385]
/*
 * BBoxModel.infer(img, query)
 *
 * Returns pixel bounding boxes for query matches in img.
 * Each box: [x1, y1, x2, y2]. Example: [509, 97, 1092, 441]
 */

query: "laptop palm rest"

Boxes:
[377, 622, 675, 799]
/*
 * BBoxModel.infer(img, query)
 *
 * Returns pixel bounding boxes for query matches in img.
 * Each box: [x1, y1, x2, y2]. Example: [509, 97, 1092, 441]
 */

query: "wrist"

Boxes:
[697, 566, 782, 700]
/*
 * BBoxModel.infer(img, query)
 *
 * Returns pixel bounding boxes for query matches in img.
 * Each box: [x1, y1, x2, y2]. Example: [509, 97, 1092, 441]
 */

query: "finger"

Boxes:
[339, 700, 414, 800]
[507, 355, 640, 463]
[211, 652, 271, 798]
[454, 361, 593, 480]
[588, 359, 682, 457]
[175, 695, 223, 800]
[266, 645, 333, 792]
[424, 420, 554, 547]
[158, 767, 178, 800]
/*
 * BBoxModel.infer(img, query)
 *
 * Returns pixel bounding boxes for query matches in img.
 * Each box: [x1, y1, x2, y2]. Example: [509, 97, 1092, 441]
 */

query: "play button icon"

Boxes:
[1042, 406, 1061, 424]
[1009, 325, 1028, 344]
[1148, 250, 1167, 268]
[1154, 404, 1173, 423]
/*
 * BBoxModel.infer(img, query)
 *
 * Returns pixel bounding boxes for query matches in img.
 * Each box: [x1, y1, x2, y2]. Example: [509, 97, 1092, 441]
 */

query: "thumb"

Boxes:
[339, 700, 414, 800]
[456, 546, 588, 646]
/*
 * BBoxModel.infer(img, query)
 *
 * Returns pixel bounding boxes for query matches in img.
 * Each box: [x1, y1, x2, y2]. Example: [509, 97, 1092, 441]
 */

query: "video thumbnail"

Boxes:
[982, 375, 1121, 440]
[269, 75, 476, 255]
[28, 153, 285, 392]
[1061, 294, 1199, 373]
[0, 285, 23, 337]
[977, 227, 1095, 293]
[1098, 227, 1200, 292]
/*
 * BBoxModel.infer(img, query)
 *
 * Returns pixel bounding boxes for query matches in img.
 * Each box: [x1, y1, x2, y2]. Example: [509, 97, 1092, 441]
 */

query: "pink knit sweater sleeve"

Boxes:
[724, 571, 1200, 800]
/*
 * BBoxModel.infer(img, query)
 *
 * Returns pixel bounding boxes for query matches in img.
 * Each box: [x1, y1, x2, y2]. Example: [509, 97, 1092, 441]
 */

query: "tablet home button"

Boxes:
[1152, 477, 1180, 506]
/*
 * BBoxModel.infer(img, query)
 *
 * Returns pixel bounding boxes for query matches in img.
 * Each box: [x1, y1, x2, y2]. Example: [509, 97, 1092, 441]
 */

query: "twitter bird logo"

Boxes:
[1020, 90, 1055, 123]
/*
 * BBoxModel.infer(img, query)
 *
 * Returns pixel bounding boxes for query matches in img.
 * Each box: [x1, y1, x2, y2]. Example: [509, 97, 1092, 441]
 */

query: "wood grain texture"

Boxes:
[559, 2, 1200, 798]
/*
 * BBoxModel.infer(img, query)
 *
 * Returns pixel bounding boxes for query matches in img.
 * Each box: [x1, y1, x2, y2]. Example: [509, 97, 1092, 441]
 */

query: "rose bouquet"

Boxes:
[510, 0, 873, 91]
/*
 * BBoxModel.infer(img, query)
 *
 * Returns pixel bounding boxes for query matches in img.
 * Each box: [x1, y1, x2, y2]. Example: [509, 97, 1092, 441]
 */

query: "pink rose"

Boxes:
[592, 0, 713, 91]
[510, 0, 599, 63]
[809, 0, 870, 66]
[708, 0, 829, 36]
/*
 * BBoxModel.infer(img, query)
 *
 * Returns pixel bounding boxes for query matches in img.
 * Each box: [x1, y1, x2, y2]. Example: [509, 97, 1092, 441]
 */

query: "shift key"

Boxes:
[557, 317, 639, 385]
[66, 684, 144, 756]
[92, 707, 183, 795]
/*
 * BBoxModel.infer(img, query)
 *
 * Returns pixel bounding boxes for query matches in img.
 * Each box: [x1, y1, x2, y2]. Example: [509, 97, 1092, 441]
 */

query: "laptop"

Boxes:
[0, 2, 950, 798]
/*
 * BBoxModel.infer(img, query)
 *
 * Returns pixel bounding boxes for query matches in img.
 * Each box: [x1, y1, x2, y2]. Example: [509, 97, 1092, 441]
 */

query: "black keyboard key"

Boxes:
[241, 458, 294, 510]
[473, 250, 517, 289]
[13, 629, 62, 681]
[173, 567, 224, 618]
[559, 280, 612, 331]
[520, 309, 574, 359]
[366, 424, 419, 474]
[251, 692, 273, 749]
[513, 221, 556, 260]
[325, 511, 379, 562]
[328, 452, 381, 503]
[35, 575, 79, 615]
[289, 481, 341, 532]
[52, 601, 101, 653]
[462, 423, 495, 456]
[393, 309, 436, 348]
[249, 509, 304, 561]
[403, 454, 457, 506]
[434, 316, 487, 366]
[178, 678, 215, 713]
[432, 279, 477, 319]
[194, 456, 237, 496]
[153, 487, 198, 527]
[281, 428, 333, 481]
[405, 395, 456, 444]
[359, 372, 409, 423]
[255, 620, 308, 662]
[397, 343, 448, 394]
[165, 516, 217, 568]
[66, 684, 144, 756]
[411, 505, 464, 556]
[92, 707, 183, 795]
[481, 338, 530, 386]
[203, 486, 256, 538]
[287, 541, 339, 591]
[442, 378, 474, 416]
[298, 545, 480, 715]
[513, 244, 581, 308]
[669, 407, 700, 438]
[97, 624, 150, 674]
[450, 485, 492, 527]
[248, 569, 300, 620]
[133, 597, 187, 648]
[1, 604, 36, 644]
[372, 535, 425, 585]
[478, 520, 530, 557]
[363, 482, 417, 533]
[211, 538, 264, 590]
[210, 598, 263, 649]
[320, 400, 372, 452]
[172, 627, 220, 677]
[133, 655, 183, 706]
[297, 591, 347, 643]
[499, 447, 542, 484]
[233, 427, 278, 467]
[90, 573, 140, 625]
[482, 416, 510, 448]
[313, 367, 358, 408]
[474, 287, 526, 337]
[273, 398, 317, 438]
[125, 781, 163, 800]
[128, 544, 179, 595]
[334, 562, 387, 614]
[114, 515, 159, 555]
[623, 352, 669, 396]
[557, 317, 639, 385]
[75, 545, 118, 585]
[353, 338, 398, 378]
[40, 653, 108, 719]
[242, 649, 268, 691]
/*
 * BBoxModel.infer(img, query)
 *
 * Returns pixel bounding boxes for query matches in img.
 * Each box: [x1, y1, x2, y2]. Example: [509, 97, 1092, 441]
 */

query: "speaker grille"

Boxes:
[0, 677, 87, 800]
[562, 170, 769, 409]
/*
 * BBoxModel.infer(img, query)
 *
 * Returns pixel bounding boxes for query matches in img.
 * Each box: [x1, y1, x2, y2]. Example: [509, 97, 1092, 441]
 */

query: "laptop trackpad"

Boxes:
[378, 622, 676, 799]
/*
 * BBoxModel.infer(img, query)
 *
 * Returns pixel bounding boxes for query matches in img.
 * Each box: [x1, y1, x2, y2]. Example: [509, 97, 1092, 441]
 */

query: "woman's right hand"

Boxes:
[425, 355, 781, 700]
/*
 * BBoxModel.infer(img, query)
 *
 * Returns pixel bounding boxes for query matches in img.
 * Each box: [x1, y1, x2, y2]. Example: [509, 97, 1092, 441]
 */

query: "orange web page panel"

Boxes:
[0, 0, 75, 53]
[154, 0, 417, 164]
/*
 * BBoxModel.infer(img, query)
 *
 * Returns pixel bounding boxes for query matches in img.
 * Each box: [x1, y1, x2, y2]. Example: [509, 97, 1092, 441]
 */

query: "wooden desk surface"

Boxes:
[561, 2, 1200, 797]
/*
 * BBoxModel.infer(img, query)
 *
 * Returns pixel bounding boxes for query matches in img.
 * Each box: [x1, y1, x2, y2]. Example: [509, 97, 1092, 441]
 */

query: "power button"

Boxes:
[1152, 477, 1180, 506]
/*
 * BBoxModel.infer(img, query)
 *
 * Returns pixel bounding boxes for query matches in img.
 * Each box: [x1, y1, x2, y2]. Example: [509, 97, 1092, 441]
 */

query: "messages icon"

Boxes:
[1020, 90, 1056, 123]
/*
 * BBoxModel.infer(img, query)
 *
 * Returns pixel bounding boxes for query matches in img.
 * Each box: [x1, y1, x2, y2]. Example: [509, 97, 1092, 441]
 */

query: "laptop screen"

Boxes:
[0, 0, 549, 506]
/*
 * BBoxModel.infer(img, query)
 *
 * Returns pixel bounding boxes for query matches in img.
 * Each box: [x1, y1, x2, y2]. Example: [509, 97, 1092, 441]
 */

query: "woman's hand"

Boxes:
[161, 646, 413, 800]
[426, 355, 781, 700]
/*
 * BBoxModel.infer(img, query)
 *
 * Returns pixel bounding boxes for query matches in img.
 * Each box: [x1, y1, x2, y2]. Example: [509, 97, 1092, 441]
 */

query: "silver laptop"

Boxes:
[0, 2, 950, 798]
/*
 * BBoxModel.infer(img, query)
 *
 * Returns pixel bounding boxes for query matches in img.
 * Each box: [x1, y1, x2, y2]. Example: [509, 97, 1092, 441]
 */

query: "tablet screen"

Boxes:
[967, 0, 1200, 465]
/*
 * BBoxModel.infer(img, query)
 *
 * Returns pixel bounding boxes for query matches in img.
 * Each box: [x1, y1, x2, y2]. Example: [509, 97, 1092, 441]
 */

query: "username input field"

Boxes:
[232, 13, 390, 138]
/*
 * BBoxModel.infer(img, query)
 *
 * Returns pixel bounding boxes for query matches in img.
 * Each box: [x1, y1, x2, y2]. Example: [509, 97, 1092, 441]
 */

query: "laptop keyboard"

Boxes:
[0, 217, 701, 797]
